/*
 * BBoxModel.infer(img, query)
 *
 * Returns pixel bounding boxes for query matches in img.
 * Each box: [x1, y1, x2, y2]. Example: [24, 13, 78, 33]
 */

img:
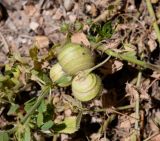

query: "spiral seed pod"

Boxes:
[50, 63, 72, 87]
[57, 43, 95, 75]
[72, 73, 102, 102]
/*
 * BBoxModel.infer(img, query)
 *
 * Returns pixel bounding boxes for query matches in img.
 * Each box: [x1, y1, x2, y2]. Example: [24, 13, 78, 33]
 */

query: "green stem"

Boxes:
[83, 104, 135, 113]
[21, 86, 51, 124]
[146, 0, 160, 44]
[116, 103, 135, 110]
[99, 114, 116, 133]
[96, 46, 160, 72]
[85, 56, 111, 74]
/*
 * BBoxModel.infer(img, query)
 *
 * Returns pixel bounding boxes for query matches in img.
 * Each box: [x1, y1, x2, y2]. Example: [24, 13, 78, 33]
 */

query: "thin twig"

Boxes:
[93, 0, 122, 23]
[144, 132, 160, 141]
[134, 72, 142, 133]
[146, 0, 160, 44]
[0, 32, 9, 53]
[110, 108, 139, 120]
[86, 56, 111, 73]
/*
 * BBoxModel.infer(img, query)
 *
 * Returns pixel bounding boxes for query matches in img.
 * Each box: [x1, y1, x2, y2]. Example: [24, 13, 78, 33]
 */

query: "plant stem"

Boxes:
[84, 104, 135, 113]
[21, 85, 51, 124]
[135, 72, 142, 131]
[144, 132, 160, 141]
[96, 46, 160, 72]
[99, 114, 116, 133]
[116, 103, 135, 110]
[146, 0, 160, 44]
[85, 56, 111, 73]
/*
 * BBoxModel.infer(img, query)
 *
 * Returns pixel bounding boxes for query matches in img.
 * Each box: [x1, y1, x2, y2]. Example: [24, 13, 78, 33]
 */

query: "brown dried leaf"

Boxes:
[24, 5, 37, 16]
[34, 36, 49, 49]
[138, 79, 151, 100]
[53, 8, 64, 20]
[151, 134, 160, 141]
[148, 38, 157, 52]
[151, 72, 160, 79]
[71, 32, 90, 46]
[125, 83, 139, 103]
[120, 113, 136, 129]
[68, 14, 77, 23]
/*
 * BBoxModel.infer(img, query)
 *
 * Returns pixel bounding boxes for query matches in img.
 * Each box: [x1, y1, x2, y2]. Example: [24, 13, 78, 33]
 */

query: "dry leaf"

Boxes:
[53, 8, 64, 20]
[151, 134, 160, 141]
[125, 83, 139, 103]
[148, 38, 157, 52]
[34, 36, 49, 49]
[24, 5, 37, 16]
[68, 14, 77, 23]
[120, 113, 136, 129]
[71, 32, 90, 46]
[151, 72, 160, 79]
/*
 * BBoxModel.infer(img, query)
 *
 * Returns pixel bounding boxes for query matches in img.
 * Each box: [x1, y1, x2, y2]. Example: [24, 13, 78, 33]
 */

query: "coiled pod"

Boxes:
[49, 63, 72, 87]
[72, 73, 102, 102]
[57, 43, 95, 75]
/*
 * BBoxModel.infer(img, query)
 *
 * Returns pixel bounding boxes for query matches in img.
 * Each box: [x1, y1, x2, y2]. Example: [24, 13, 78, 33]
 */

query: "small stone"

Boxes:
[30, 21, 39, 31]
[63, 0, 74, 11]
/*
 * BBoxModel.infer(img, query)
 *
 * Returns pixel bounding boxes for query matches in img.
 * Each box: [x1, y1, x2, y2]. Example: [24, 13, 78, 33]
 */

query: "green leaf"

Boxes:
[12, 66, 20, 78]
[38, 71, 51, 85]
[43, 104, 54, 122]
[24, 127, 31, 141]
[99, 21, 113, 38]
[88, 22, 113, 42]
[41, 120, 54, 130]
[74, 21, 83, 31]
[38, 99, 47, 113]
[53, 116, 78, 134]
[7, 103, 19, 115]
[24, 97, 36, 112]
[60, 23, 70, 33]
[76, 111, 82, 130]
[31, 70, 51, 85]
[0, 132, 9, 141]
[13, 52, 27, 64]
[0, 74, 9, 82]
[55, 75, 72, 85]
[29, 46, 38, 61]
[29, 46, 42, 70]
[37, 112, 44, 127]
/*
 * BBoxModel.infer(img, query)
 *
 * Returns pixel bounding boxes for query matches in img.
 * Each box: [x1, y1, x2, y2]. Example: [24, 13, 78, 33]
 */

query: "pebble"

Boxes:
[29, 21, 39, 31]
[63, 0, 74, 11]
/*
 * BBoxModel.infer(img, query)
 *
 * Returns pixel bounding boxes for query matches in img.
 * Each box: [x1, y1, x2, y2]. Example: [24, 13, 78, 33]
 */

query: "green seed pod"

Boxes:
[72, 73, 102, 102]
[50, 63, 72, 87]
[57, 43, 95, 75]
